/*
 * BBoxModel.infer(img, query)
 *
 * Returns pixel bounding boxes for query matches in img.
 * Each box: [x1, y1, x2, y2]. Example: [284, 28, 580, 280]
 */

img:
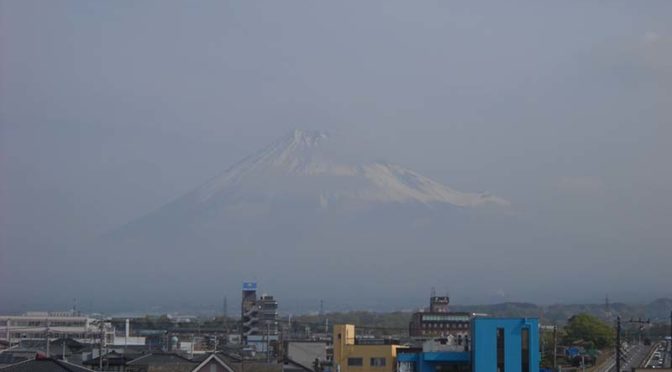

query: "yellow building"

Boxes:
[333, 324, 402, 372]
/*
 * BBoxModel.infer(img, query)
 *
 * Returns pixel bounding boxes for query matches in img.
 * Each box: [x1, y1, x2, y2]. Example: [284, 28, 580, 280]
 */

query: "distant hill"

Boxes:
[292, 298, 672, 335]
[453, 298, 672, 323]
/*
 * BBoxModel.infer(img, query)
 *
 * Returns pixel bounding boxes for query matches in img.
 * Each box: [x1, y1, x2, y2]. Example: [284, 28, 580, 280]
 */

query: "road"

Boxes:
[660, 341, 671, 369]
[642, 343, 666, 369]
[596, 344, 655, 372]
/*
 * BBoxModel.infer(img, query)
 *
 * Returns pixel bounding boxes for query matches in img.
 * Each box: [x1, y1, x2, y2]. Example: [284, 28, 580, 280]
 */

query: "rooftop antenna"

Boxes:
[319, 300, 324, 316]
[223, 296, 228, 318]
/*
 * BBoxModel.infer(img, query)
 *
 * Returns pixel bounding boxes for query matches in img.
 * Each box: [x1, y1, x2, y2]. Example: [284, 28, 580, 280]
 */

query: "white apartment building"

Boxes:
[0, 311, 114, 345]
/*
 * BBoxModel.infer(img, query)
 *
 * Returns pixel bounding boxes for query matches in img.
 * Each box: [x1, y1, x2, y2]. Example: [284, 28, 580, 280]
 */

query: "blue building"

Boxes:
[397, 317, 539, 372]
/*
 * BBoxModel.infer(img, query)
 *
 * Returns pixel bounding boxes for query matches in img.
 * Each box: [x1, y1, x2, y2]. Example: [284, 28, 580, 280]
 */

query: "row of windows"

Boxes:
[0, 321, 87, 327]
[420, 330, 468, 336]
[421, 315, 470, 322]
[347, 357, 386, 367]
[9, 332, 90, 339]
[422, 322, 468, 329]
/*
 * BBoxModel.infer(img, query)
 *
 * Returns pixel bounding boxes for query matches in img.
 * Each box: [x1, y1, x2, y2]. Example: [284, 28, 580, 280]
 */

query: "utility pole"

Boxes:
[278, 322, 284, 364]
[5, 319, 10, 345]
[616, 317, 650, 372]
[616, 317, 622, 372]
[541, 326, 545, 359]
[669, 311, 672, 365]
[45, 316, 50, 358]
[99, 319, 104, 371]
[124, 318, 129, 356]
[266, 322, 270, 363]
[223, 296, 228, 319]
[581, 355, 585, 372]
[553, 324, 557, 371]
[191, 334, 194, 359]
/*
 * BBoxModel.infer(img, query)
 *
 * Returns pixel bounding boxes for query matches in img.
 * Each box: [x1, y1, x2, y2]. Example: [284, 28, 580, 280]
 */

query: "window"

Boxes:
[497, 328, 505, 372]
[348, 358, 363, 367]
[399, 361, 416, 372]
[370, 357, 386, 367]
[422, 315, 470, 322]
[521, 328, 530, 372]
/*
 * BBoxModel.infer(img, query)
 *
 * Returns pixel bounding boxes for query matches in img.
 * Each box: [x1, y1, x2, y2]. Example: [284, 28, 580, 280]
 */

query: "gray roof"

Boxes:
[127, 352, 196, 366]
[0, 358, 94, 372]
[0, 354, 27, 366]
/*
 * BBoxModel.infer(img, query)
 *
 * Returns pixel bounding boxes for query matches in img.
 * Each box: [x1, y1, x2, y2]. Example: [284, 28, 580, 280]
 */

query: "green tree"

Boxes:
[564, 313, 614, 349]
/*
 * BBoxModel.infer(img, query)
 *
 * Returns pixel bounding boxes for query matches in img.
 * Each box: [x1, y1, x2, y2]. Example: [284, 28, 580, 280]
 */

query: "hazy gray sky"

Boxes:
[1, 1, 671, 312]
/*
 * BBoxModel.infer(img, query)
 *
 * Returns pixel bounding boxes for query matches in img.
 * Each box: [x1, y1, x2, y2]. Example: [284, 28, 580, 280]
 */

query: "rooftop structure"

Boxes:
[430, 296, 450, 313]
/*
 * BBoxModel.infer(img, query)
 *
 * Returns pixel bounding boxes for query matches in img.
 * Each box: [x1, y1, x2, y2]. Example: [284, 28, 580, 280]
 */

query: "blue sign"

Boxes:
[242, 282, 257, 290]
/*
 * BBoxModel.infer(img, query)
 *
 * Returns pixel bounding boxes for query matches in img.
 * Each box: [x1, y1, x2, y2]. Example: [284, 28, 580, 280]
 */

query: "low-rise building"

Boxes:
[398, 317, 539, 372]
[409, 297, 471, 339]
[332, 324, 402, 372]
[334, 317, 539, 372]
[0, 312, 114, 345]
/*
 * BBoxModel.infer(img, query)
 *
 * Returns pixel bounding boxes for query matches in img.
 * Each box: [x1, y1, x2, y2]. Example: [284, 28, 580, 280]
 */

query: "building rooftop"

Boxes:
[0, 357, 94, 372]
[127, 352, 197, 366]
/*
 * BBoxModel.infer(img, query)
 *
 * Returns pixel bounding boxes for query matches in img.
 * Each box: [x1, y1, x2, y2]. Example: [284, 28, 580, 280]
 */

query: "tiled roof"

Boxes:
[127, 352, 196, 366]
[0, 358, 94, 372]
[0, 354, 27, 365]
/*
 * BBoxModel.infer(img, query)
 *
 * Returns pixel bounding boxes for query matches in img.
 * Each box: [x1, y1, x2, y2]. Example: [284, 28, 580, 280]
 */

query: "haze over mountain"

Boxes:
[2, 1, 671, 313]
[82, 130, 516, 312]
[163, 129, 509, 210]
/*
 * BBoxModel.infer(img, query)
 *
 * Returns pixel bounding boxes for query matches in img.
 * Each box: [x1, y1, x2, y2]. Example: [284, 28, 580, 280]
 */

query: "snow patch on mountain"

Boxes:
[195, 129, 509, 208]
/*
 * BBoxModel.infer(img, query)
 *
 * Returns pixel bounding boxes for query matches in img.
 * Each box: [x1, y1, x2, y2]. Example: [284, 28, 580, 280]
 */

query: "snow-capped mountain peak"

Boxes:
[194, 130, 509, 208]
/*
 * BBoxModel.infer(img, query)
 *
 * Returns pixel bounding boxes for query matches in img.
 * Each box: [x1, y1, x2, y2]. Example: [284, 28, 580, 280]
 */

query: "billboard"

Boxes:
[242, 282, 257, 291]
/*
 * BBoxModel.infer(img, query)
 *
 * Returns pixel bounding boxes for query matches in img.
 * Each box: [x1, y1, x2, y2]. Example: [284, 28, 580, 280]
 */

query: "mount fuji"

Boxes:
[177, 129, 507, 210]
[91, 130, 513, 310]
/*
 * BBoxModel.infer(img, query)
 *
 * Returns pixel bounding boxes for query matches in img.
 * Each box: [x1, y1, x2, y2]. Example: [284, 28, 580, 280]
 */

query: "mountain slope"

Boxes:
[88, 130, 514, 310]
[190, 129, 509, 209]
